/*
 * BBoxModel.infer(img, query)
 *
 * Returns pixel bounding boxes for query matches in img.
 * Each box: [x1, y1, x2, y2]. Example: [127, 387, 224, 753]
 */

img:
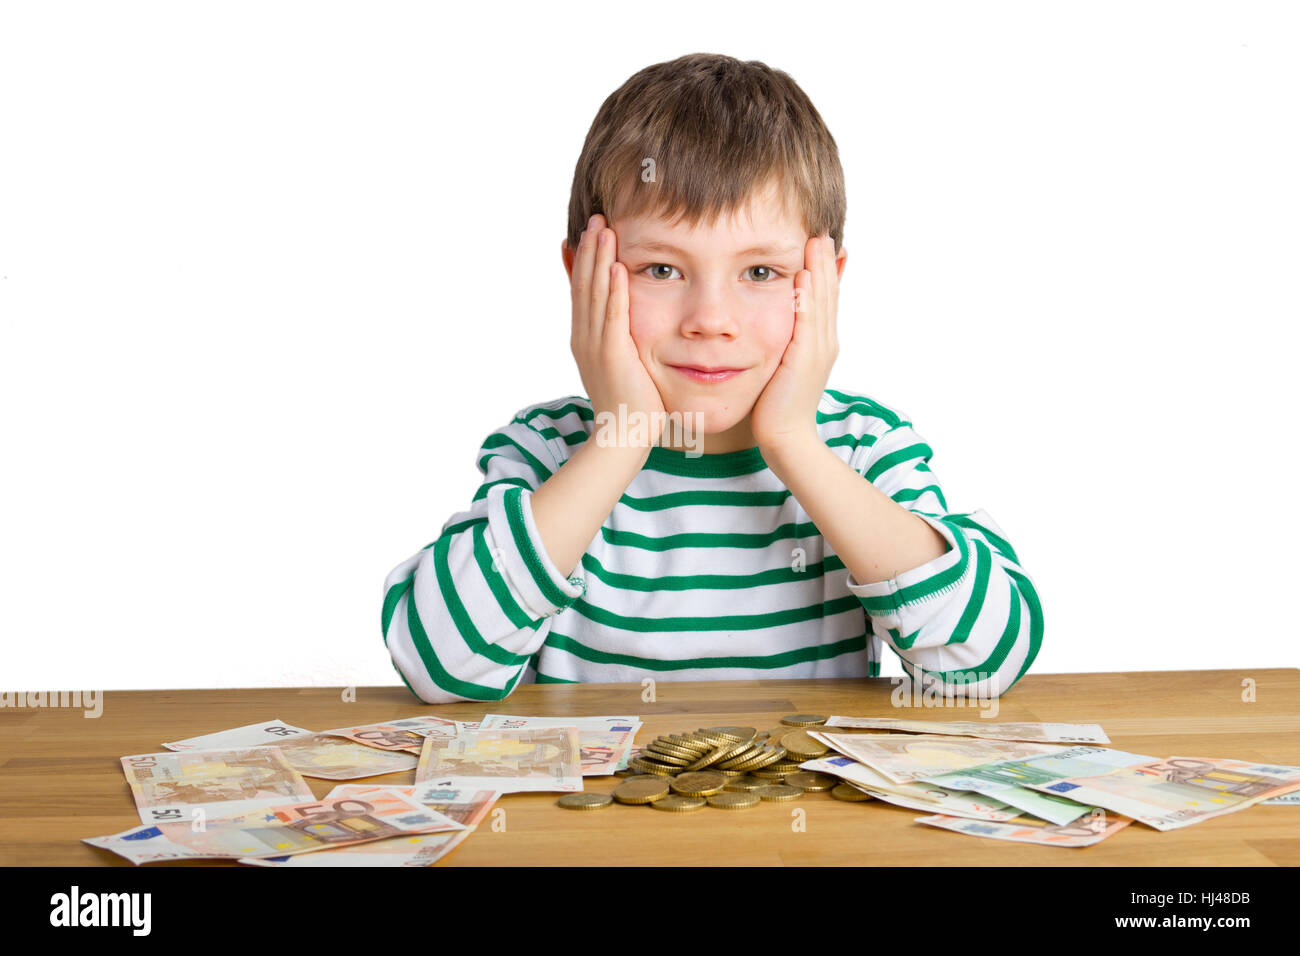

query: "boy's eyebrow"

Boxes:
[620, 239, 803, 259]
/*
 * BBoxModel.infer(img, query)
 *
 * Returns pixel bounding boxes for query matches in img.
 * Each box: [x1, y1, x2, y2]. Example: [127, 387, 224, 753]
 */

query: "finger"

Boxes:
[572, 215, 601, 338]
[607, 257, 629, 345]
[588, 225, 614, 344]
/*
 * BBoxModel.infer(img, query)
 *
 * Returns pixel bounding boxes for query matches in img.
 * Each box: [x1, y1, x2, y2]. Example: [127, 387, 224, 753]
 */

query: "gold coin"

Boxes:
[661, 735, 710, 753]
[557, 793, 614, 810]
[723, 775, 769, 792]
[752, 764, 801, 778]
[646, 741, 698, 761]
[684, 740, 747, 772]
[704, 725, 757, 743]
[670, 771, 728, 796]
[785, 771, 839, 792]
[780, 714, 829, 726]
[651, 794, 706, 812]
[753, 784, 802, 802]
[640, 749, 691, 767]
[780, 730, 830, 759]
[831, 783, 875, 802]
[707, 791, 761, 810]
[613, 778, 671, 804]
[627, 758, 678, 778]
[734, 745, 785, 772]
[717, 745, 764, 770]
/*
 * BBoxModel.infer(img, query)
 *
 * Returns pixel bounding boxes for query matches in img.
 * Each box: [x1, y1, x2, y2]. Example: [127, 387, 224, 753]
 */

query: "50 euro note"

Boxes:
[914, 809, 1134, 847]
[479, 714, 641, 775]
[1018, 754, 1300, 831]
[85, 789, 465, 864]
[416, 726, 582, 793]
[121, 748, 316, 825]
[240, 781, 499, 867]
[162, 718, 418, 779]
[825, 716, 1111, 745]
[800, 755, 1024, 822]
[810, 731, 1070, 785]
[320, 716, 461, 754]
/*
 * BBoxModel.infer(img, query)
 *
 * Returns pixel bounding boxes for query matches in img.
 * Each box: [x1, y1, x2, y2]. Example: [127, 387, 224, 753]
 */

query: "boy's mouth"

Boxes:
[669, 365, 746, 384]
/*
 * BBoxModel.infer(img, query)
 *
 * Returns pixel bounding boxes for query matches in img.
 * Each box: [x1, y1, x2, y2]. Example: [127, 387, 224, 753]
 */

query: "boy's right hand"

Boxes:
[569, 213, 667, 450]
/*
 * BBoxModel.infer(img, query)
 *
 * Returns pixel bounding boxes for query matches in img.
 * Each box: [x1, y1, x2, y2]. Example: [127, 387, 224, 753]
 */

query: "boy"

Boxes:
[381, 53, 1042, 704]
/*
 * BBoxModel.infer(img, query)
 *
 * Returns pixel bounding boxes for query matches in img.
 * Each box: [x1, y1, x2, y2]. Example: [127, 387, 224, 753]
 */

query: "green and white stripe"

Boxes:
[382, 388, 1041, 702]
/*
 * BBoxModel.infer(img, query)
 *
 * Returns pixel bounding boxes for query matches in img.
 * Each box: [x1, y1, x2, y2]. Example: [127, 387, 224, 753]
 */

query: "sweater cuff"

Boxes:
[843, 514, 970, 628]
[486, 484, 587, 619]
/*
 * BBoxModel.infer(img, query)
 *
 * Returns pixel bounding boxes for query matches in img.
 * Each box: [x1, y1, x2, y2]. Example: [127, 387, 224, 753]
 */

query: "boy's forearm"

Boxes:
[763, 436, 950, 586]
[530, 440, 650, 580]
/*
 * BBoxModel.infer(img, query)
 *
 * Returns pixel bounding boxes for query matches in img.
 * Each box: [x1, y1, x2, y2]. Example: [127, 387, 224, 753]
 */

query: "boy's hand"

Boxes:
[750, 232, 840, 453]
[569, 214, 667, 450]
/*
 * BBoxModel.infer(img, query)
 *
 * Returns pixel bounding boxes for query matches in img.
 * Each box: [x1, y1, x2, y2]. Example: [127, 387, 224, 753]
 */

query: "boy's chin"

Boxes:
[660, 400, 755, 436]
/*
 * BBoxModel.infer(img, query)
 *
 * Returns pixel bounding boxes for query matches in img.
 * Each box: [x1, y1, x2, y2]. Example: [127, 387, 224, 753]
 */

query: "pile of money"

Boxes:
[795, 716, 1300, 847]
[83, 710, 1300, 861]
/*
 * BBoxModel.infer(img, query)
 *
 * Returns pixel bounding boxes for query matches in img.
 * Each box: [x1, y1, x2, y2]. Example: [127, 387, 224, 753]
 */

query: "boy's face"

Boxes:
[563, 179, 847, 454]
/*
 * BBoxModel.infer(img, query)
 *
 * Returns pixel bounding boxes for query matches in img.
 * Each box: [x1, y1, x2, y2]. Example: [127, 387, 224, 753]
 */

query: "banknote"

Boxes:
[162, 718, 313, 751]
[239, 782, 499, 867]
[918, 745, 1154, 825]
[267, 732, 419, 779]
[479, 714, 640, 776]
[914, 809, 1134, 847]
[1019, 754, 1300, 831]
[161, 718, 418, 778]
[322, 716, 461, 753]
[86, 789, 465, 864]
[120, 748, 316, 825]
[800, 755, 1023, 821]
[810, 731, 1069, 785]
[825, 716, 1111, 745]
[416, 726, 582, 793]
[1261, 791, 1300, 805]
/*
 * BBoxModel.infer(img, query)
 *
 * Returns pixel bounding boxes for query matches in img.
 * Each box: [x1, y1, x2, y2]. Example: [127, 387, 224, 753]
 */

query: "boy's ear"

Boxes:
[835, 244, 848, 281]
[561, 237, 576, 282]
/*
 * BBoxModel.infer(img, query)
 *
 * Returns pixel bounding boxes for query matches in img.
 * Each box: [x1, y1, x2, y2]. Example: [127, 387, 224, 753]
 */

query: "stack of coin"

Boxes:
[561, 719, 845, 813]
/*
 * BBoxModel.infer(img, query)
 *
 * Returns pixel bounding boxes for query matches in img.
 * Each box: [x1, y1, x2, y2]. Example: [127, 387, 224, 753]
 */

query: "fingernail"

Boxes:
[588, 214, 599, 231]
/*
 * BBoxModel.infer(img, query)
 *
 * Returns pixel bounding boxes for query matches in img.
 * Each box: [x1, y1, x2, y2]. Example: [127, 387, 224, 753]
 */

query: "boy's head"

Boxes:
[562, 53, 847, 453]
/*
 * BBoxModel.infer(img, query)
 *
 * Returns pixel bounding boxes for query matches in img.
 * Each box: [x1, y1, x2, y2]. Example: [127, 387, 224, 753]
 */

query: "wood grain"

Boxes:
[1, 669, 1296, 866]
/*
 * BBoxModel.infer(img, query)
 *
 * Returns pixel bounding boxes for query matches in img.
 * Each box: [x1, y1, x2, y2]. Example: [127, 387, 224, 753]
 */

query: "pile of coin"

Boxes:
[558, 717, 847, 812]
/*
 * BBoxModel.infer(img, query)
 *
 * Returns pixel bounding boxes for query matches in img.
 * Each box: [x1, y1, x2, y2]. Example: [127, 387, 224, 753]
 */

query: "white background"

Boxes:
[3, 1, 1296, 692]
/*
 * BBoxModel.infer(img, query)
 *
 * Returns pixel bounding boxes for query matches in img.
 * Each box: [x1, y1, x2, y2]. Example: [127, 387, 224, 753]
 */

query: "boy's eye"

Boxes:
[638, 264, 784, 281]
[642, 264, 681, 280]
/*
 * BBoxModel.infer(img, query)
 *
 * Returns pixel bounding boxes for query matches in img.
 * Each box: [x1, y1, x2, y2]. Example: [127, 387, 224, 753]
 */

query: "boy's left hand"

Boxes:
[749, 232, 841, 454]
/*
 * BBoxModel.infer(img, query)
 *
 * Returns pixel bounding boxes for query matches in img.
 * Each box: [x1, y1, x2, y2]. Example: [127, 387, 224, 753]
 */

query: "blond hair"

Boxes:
[566, 53, 846, 254]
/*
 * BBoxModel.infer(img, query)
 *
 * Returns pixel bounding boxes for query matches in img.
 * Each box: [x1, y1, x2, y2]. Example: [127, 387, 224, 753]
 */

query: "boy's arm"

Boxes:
[765, 420, 1043, 700]
[382, 409, 633, 703]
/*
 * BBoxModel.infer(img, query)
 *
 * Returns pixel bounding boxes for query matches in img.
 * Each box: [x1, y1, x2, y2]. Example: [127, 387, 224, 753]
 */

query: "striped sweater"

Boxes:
[381, 386, 1042, 703]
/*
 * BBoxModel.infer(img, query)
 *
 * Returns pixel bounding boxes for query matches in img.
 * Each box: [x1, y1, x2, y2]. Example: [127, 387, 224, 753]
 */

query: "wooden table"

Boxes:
[3, 669, 1298, 866]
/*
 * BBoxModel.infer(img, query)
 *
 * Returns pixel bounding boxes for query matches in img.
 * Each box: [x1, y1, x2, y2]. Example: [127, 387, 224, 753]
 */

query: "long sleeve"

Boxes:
[841, 418, 1044, 699]
[381, 409, 588, 703]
